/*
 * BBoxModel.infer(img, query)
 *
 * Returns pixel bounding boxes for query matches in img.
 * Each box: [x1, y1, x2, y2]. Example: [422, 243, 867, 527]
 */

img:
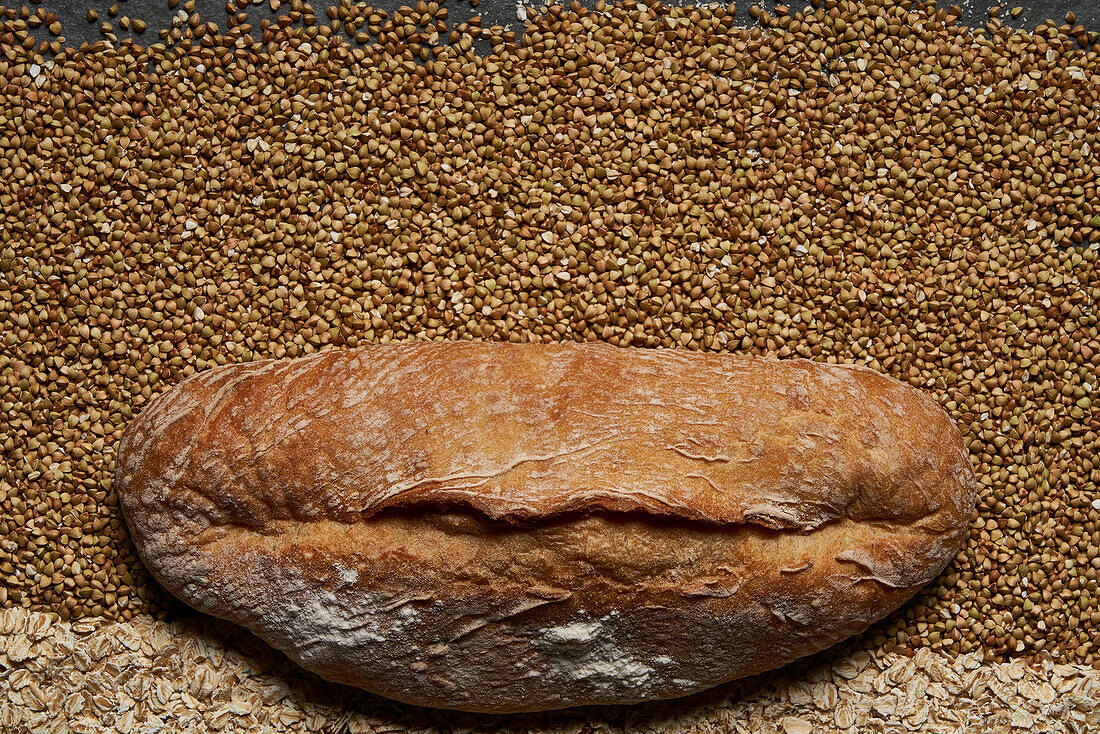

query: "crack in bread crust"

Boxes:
[114, 342, 977, 713]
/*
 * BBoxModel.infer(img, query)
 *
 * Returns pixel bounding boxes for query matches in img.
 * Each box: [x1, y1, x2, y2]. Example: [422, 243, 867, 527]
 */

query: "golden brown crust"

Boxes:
[114, 342, 976, 713]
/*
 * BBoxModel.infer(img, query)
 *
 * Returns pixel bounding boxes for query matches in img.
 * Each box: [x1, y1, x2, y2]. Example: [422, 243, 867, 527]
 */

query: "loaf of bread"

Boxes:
[115, 341, 976, 713]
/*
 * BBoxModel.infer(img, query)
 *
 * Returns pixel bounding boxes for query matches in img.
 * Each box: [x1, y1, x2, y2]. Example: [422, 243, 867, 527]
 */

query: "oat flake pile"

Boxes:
[1, 0, 1099, 731]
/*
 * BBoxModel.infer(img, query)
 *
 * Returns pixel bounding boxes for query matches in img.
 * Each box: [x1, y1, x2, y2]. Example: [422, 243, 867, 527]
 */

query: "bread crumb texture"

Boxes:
[1, 606, 1096, 733]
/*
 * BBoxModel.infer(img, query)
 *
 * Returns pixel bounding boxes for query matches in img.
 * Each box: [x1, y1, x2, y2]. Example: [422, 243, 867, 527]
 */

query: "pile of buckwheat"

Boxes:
[1, 0, 1098, 683]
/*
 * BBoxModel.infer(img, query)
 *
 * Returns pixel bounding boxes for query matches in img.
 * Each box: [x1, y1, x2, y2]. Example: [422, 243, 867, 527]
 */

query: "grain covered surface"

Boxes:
[3, 0, 1100, 674]
[4, 606, 1099, 734]
[115, 342, 976, 711]
[4, 0, 1100, 724]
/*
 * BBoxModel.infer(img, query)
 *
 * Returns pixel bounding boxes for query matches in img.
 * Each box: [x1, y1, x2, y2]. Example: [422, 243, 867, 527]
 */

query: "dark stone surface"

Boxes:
[10, 0, 1100, 55]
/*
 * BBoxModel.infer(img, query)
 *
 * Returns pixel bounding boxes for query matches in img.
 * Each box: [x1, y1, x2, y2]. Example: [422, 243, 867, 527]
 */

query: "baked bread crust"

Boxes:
[115, 341, 976, 713]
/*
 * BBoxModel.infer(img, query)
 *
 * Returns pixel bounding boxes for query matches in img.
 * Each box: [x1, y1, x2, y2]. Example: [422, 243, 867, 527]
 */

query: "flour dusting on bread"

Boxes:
[537, 613, 661, 690]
